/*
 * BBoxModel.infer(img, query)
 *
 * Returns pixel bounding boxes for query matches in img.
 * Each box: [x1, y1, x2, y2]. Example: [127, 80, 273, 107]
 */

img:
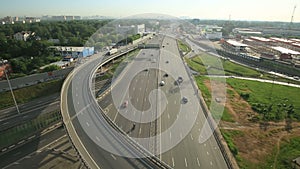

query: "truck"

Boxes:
[106, 48, 118, 55]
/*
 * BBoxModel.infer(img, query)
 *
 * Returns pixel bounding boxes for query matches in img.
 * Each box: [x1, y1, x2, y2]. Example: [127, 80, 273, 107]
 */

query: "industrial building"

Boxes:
[202, 25, 223, 40]
[116, 24, 145, 35]
[51, 46, 95, 58]
[222, 39, 248, 52]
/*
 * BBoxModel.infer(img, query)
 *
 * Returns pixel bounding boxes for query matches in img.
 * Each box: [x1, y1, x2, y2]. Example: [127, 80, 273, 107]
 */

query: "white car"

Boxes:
[159, 81, 165, 86]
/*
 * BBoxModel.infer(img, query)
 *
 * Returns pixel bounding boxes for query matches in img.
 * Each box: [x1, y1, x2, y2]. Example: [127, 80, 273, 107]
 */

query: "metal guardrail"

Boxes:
[90, 49, 172, 169]
[177, 39, 235, 169]
[62, 45, 172, 169]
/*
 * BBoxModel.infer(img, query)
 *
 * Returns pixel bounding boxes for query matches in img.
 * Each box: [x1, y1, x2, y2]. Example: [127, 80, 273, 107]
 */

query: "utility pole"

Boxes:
[1, 59, 20, 114]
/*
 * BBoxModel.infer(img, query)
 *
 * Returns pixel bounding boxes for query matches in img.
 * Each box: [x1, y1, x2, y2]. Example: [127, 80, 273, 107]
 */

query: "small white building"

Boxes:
[116, 24, 145, 35]
[203, 25, 223, 40]
[14, 31, 35, 41]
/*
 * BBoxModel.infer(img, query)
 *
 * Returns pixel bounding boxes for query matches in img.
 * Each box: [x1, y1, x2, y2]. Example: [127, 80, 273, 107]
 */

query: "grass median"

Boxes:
[0, 79, 63, 110]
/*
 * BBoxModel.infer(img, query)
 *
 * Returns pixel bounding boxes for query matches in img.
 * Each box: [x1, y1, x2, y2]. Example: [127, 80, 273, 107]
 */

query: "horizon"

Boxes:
[0, 0, 299, 23]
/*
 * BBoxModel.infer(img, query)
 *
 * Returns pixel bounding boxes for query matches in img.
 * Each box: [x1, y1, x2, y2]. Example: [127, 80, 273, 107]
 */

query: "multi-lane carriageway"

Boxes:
[61, 34, 230, 169]
[98, 35, 229, 169]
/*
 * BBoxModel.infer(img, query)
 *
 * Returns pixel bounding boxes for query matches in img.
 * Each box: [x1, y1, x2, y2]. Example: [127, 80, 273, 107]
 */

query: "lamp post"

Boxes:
[1, 59, 20, 114]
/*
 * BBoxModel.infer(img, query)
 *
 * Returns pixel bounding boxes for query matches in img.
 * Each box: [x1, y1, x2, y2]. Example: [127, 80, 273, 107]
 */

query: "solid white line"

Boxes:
[139, 127, 142, 135]
[170, 132, 172, 140]
[172, 157, 175, 167]
[111, 154, 117, 160]
[184, 158, 188, 167]
[113, 111, 118, 122]
[197, 157, 200, 166]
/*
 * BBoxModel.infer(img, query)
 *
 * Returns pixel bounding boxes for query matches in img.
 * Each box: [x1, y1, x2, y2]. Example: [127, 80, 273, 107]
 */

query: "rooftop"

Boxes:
[226, 40, 248, 47]
[51, 46, 93, 52]
[270, 37, 294, 43]
[250, 36, 271, 42]
[293, 157, 300, 165]
[271, 46, 300, 55]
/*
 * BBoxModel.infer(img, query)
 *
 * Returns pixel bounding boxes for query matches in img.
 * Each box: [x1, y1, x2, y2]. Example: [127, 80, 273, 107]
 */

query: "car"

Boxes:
[144, 69, 149, 71]
[182, 97, 188, 104]
[177, 76, 183, 83]
[163, 73, 168, 77]
[122, 101, 128, 108]
[159, 81, 165, 86]
[166, 61, 169, 63]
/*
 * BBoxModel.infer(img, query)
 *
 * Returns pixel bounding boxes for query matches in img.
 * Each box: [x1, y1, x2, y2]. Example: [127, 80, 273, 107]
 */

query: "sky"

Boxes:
[0, 0, 299, 22]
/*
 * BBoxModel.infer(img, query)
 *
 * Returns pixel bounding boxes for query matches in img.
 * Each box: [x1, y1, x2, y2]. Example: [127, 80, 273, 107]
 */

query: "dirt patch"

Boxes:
[202, 78, 300, 168]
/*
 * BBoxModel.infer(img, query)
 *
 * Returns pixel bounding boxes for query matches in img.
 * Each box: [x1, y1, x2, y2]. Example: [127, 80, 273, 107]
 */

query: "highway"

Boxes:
[0, 126, 66, 168]
[98, 35, 229, 168]
[61, 40, 171, 169]
[0, 93, 60, 131]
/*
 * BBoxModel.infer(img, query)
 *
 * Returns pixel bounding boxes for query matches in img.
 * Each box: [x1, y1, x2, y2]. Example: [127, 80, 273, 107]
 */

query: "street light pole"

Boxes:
[1, 59, 20, 114]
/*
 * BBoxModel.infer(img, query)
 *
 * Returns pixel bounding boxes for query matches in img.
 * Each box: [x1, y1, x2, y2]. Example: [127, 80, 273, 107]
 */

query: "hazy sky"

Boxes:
[0, 0, 299, 22]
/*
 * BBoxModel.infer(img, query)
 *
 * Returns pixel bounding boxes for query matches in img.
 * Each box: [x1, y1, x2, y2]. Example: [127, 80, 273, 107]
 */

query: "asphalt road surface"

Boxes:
[99, 35, 229, 168]
[0, 93, 60, 131]
[61, 42, 168, 169]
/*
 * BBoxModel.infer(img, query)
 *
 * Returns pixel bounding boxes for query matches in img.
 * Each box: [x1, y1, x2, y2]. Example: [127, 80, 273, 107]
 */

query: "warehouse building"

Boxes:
[222, 39, 248, 52]
[51, 46, 94, 58]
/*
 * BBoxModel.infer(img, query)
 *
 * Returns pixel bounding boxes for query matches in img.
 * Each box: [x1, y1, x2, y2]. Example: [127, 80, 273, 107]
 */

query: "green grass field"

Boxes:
[227, 78, 300, 121]
[177, 40, 191, 54]
[187, 54, 300, 85]
[0, 79, 63, 110]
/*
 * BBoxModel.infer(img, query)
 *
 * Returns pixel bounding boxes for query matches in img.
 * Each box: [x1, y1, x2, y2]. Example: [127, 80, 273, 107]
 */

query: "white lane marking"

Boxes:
[204, 143, 206, 147]
[139, 87, 142, 91]
[86, 122, 90, 127]
[172, 157, 175, 167]
[113, 111, 118, 122]
[190, 134, 193, 140]
[139, 127, 142, 135]
[207, 151, 209, 155]
[76, 93, 78, 97]
[77, 102, 79, 105]
[167, 114, 170, 119]
[111, 154, 117, 160]
[169, 132, 172, 140]
[137, 98, 139, 102]
[174, 100, 176, 104]
[210, 161, 213, 165]
[133, 87, 135, 91]
[96, 136, 100, 141]
[197, 157, 200, 166]
[184, 158, 188, 167]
